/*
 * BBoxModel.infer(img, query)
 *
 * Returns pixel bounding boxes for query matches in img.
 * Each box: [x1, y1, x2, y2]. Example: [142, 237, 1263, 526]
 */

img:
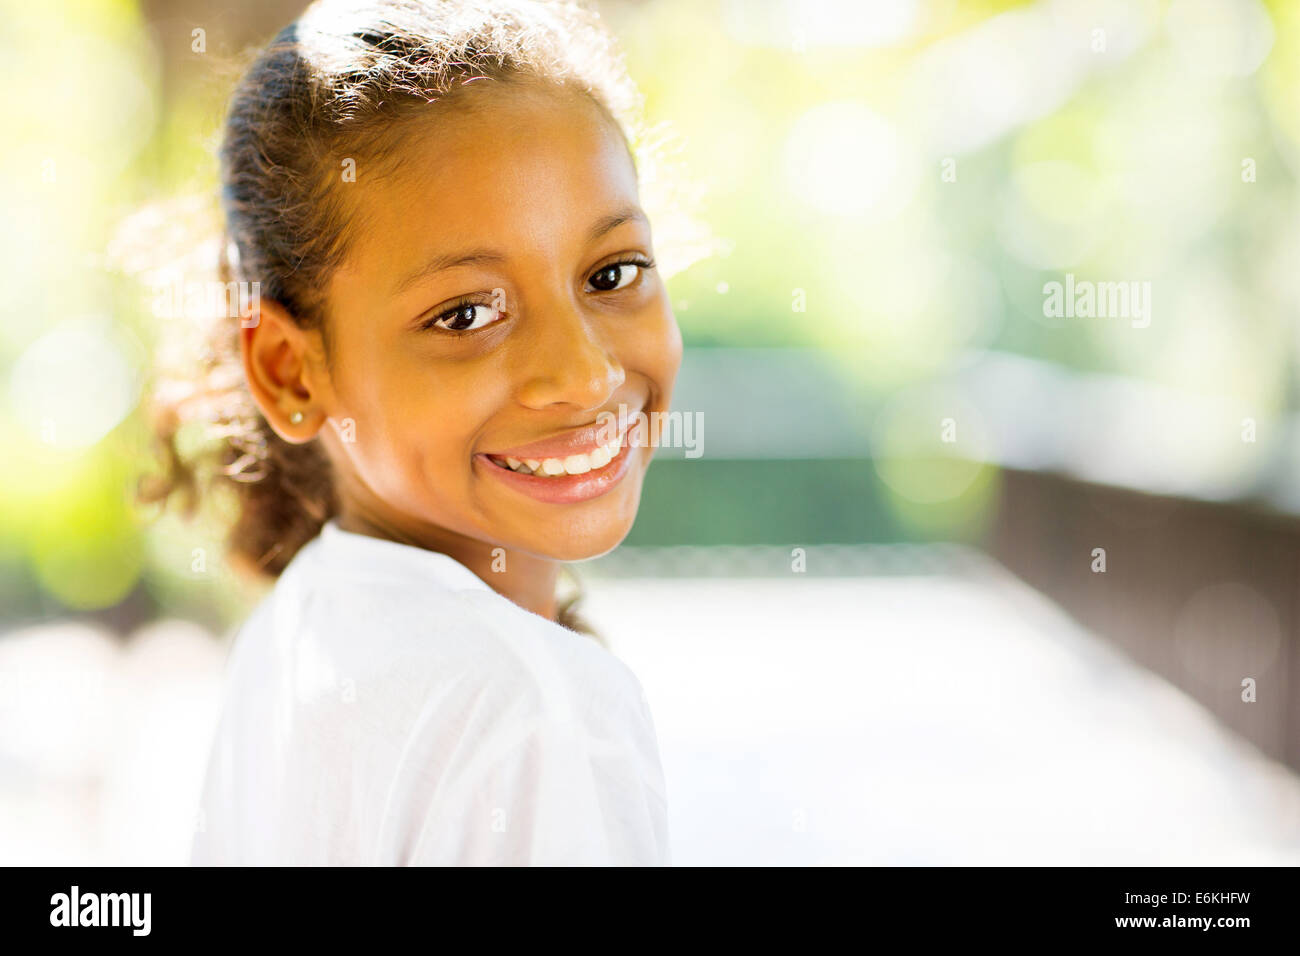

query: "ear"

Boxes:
[240, 298, 331, 444]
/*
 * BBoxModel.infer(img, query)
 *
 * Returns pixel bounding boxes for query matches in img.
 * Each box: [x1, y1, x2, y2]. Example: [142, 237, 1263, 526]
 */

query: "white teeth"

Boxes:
[496, 433, 625, 476]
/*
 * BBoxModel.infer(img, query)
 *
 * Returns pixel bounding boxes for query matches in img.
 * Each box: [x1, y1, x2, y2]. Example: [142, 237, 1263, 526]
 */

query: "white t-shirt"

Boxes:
[190, 520, 669, 866]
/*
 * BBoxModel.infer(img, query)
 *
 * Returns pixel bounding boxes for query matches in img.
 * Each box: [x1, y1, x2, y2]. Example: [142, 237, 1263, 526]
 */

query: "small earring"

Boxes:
[289, 411, 304, 425]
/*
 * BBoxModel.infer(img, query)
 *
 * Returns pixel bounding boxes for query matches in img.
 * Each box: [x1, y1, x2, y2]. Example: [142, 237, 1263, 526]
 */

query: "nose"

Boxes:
[514, 292, 625, 411]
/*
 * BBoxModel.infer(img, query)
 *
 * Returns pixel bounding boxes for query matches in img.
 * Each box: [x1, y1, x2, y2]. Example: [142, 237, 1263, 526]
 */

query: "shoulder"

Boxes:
[395, 596, 668, 865]
[245, 530, 652, 739]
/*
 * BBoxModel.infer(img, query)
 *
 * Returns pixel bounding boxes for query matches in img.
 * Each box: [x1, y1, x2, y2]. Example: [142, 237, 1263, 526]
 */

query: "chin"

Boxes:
[541, 514, 637, 563]
[549, 533, 632, 564]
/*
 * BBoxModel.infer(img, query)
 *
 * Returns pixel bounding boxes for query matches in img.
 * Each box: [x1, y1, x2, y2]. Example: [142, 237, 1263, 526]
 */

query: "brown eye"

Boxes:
[587, 263, 639, 292]
[430, 302, 503, 332]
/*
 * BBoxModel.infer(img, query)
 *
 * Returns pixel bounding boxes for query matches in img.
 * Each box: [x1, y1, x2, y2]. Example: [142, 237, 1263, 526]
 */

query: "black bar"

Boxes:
[0, 866, 1291, 943]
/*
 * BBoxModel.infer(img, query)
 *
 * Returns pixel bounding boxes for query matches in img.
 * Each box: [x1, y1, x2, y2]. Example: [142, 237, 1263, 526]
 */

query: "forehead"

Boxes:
[339, 83, 642, 277]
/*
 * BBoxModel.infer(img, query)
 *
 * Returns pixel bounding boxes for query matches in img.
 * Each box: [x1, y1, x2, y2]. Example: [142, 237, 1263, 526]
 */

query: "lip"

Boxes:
[484, 416, 630, 461]
[475, 435, 636, 504]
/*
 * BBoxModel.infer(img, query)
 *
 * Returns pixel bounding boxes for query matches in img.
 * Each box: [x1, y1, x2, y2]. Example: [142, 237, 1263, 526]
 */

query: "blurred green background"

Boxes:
[2, 0, 1298, 634]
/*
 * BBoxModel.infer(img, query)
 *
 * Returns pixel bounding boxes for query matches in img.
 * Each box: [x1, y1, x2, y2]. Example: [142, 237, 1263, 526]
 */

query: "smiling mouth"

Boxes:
[485, 432, 625, 477]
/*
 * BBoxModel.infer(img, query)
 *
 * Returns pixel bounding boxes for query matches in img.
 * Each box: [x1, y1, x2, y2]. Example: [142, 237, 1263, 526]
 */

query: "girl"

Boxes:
[151, 0, 686, 865]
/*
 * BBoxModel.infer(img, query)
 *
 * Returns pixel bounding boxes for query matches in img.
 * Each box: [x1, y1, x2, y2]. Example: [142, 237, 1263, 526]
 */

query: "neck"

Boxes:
[333, 504, 561, 624]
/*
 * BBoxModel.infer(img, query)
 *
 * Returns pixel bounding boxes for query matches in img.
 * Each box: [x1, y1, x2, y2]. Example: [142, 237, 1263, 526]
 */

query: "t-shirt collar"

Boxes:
[316, 519, 492, 593]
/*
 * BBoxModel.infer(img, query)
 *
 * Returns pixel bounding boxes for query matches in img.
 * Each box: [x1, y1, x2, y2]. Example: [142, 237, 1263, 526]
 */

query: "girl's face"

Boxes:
[309, 83, 681, 563]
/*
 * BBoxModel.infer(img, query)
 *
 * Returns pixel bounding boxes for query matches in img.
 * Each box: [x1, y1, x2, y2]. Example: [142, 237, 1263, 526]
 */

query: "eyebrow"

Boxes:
[391, 204, 648, 295]
[585, 204, 648, 244]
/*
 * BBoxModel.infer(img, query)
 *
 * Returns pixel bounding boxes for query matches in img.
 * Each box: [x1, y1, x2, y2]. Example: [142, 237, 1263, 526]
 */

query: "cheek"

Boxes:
[383, 366, 503, 473]
[636, 300, 683, 386]
[664, 310, 684, 378]
[332, 349, 499, 487]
